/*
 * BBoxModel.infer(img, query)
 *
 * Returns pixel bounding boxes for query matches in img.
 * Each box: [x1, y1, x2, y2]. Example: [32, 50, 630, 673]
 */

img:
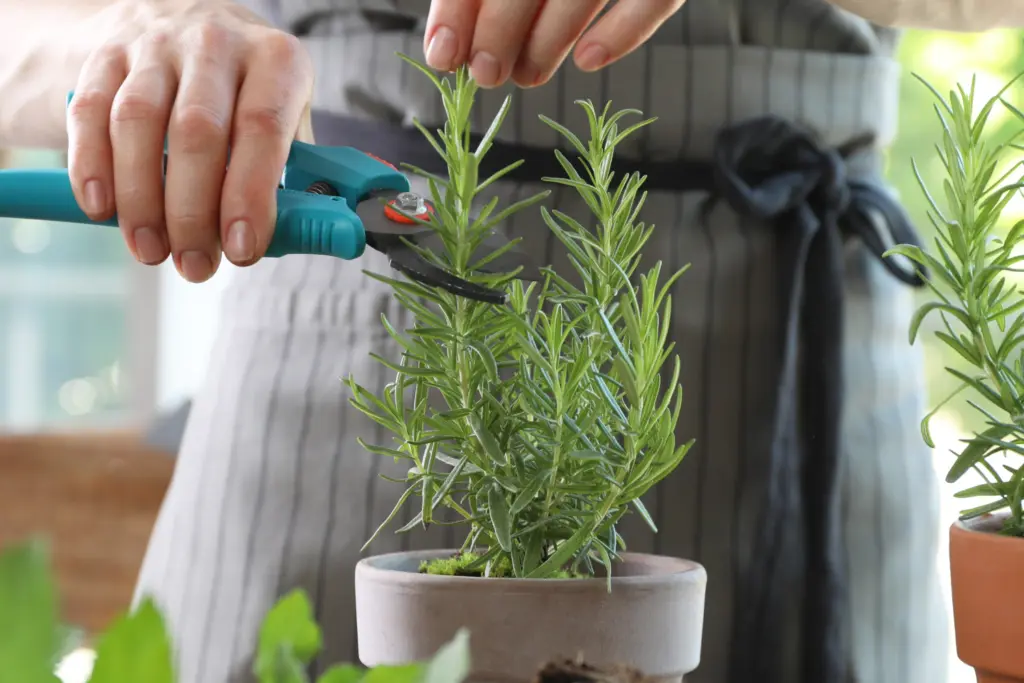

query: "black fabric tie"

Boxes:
[713, 115, 925, 683]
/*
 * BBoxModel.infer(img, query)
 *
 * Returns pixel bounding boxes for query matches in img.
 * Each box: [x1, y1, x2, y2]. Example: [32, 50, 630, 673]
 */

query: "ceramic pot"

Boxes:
[949, 514, 1024, 683]
[355, 550, 707, 683]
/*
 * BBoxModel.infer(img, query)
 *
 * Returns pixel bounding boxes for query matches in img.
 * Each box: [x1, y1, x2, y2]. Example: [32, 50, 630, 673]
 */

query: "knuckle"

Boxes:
[173, 103, 228, 149]
[234, 106, 288, 140]
[110, 92, 163, 126]
[67, 89, 112, 122]
[187, 21, 234, 57]
[136, 27, 173, 53]
[85, 42, 126, 73]
[263, 32, 310, 74]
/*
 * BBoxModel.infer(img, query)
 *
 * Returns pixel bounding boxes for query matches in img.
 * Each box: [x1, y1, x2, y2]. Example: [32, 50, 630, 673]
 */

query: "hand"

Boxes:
[422, 0, 685, 89]
[67, 0, 315, 283]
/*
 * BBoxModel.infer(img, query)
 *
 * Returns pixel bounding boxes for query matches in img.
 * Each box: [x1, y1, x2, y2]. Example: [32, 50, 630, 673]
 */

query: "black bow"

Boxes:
[714, 116, 925, 683]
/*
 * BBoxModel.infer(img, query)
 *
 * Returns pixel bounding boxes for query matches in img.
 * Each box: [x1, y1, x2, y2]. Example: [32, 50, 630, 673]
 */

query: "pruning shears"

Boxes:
[0, 93, 537, 305]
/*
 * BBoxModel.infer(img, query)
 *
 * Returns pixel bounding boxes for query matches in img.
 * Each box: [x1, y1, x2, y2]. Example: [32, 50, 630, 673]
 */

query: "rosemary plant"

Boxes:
[888, 74, 1024, 538]
[347, 58, 692, 579]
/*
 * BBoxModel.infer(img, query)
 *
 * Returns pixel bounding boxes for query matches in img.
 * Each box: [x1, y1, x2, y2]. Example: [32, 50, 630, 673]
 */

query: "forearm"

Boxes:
[829, 0, 1022, 31]
[0, 0, 177, 149]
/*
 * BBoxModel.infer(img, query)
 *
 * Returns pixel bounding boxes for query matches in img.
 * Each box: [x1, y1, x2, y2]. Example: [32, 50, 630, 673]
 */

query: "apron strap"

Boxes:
[709, 115, 925, 683]
[309, 110, 718, 193]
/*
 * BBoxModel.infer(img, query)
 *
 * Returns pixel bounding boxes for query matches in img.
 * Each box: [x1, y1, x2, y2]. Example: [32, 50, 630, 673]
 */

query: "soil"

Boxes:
[533, 659, 654, 683]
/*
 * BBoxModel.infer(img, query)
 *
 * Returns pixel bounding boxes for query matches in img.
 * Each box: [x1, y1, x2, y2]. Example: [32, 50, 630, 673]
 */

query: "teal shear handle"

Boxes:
[0, 165, 376, 260]
[0, 91, 412, 260]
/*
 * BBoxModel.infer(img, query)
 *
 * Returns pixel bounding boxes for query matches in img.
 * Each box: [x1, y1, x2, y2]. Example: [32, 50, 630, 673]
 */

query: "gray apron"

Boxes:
[132, 2, 949, 682]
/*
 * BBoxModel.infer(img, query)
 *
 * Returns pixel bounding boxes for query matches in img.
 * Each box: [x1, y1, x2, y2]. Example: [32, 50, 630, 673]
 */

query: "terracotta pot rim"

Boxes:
[951, 512, 1024, 546]
[356, 549, 706, 589]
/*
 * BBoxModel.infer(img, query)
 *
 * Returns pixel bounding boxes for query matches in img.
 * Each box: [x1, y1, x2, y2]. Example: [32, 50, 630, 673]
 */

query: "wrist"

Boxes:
[0, 1, 145, 148]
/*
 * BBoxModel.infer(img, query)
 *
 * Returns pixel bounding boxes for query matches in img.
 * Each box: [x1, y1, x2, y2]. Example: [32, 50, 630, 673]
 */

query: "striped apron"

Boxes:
[131, 2, 949, 682]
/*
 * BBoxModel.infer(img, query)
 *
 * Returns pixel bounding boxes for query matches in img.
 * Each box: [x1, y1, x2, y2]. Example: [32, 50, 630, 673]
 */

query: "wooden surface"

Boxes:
[0, 431, 174, 634]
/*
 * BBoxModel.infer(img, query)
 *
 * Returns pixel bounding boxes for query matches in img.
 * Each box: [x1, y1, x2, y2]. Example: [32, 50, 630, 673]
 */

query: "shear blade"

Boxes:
[385, 243, 507, 305]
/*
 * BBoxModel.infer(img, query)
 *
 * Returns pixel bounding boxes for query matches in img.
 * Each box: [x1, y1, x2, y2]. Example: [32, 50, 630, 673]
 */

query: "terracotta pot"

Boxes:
[949, 514, 1024, 683]
[355, 550, 707, 683]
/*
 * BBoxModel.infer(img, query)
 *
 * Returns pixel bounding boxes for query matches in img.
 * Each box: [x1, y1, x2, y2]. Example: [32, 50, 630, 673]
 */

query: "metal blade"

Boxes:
[383, 241, 507, 305]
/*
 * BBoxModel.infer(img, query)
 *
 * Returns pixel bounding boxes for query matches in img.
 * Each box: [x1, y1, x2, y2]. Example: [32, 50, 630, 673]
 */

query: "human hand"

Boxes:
[67, 0, 315, 283]
[422, 0, 685, 89]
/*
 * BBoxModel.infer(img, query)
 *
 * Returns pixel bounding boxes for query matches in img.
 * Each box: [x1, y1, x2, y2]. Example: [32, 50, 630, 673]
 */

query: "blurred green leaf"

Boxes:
[317, 664, 366, 683]
[254, 589, 323, 683]
[362, 664, 423, 683]
[0, 540, 62, 683]
[87, 599, 174, 683]
[421, 629, 471, 683]
[894, 58, 1024, 534]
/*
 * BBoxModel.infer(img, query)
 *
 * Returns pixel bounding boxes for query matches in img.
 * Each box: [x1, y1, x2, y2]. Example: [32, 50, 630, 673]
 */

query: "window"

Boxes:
[0, 148, 158, 432]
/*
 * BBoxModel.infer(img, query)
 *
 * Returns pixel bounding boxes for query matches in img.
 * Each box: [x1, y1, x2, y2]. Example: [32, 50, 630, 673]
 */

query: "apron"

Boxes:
[132, 2, 949, 682]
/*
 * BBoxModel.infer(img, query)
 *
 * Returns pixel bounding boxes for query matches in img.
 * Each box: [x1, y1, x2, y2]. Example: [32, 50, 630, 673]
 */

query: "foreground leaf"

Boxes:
[317, 664, 366, 683]
[362, 664, 424, 683]
[257, 644, 310, 683]
[87, 598, 174, 683]
[255, 589, 323, 683]
[0, 540, 61, 683]
[421, 629, 472, 683]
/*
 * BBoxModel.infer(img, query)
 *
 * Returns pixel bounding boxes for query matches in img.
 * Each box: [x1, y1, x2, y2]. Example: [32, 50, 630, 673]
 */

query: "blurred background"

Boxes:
[0, 27, 1020, 683]
[887, 28, 1023, 683]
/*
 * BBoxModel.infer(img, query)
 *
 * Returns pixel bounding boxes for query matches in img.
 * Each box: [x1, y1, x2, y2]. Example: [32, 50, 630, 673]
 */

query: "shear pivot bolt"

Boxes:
[395, 192, 426, 214]
[384, 192, 431, 225]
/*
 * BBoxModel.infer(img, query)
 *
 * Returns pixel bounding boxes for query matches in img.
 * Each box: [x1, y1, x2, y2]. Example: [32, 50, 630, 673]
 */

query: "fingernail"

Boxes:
[575, 44, 610, 72]
[517, 63, 543, 88]
[470, 51, 502, 87]
[426, 26, 458, 71]
[225, 220, 255, 263]
[179, 250, 213, 282]
[84, 180, 106, 215]
[133, 227, 165, 264]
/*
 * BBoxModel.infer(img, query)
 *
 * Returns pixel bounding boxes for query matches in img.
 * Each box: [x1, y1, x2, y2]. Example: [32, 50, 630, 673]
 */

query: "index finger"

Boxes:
[219, 33, 313, 265]
[572, 0, 685, 71]
[423, 0, 480, 72]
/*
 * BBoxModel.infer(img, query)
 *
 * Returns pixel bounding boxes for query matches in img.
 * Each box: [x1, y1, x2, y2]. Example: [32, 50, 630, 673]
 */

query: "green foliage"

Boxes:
[888, 72, 1024, 537]
[252, 589, 470, 683]
[418, 552, 579, 578]
[87, 599, 174, 683]
[255, 589, 323, 683]
[420, 552, 509, 577]
[0, 540, 471, 683]
[0, 540, 62, 683]
[346, 58, 692, 580]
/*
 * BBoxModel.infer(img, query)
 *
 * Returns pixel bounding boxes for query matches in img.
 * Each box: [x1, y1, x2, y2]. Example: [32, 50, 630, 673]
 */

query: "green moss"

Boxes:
[419, 552, 584, 578]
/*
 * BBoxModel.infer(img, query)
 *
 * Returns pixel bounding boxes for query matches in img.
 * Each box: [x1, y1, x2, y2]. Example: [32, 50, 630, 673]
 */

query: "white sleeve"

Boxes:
[261, 0, 431, 32]
[828, 0, 1024, 31]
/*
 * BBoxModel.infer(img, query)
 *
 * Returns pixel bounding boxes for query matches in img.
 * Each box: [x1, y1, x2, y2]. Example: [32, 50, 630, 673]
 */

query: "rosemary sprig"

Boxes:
[888, 73, 1024, 537]
[347, 57, 693, 579]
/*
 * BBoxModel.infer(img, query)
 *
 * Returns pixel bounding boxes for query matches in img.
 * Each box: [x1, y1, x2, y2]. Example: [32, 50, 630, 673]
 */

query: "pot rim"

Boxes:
[355, 549, 706, 589]
[952, 512, 1024, 544]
